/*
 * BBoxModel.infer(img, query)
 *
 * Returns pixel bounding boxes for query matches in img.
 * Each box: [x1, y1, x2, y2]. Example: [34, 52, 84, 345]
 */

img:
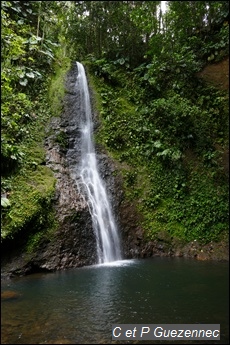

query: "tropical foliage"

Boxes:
[1, 1, 67, 243]
[1, 1, 229, 247]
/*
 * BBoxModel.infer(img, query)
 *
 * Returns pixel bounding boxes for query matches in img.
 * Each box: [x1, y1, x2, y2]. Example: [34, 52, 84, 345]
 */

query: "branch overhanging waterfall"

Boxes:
[76, 61, 122, 264]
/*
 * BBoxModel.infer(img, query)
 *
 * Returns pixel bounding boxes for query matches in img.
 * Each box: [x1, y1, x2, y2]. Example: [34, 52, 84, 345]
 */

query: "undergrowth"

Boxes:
[87, 61, 229, 245]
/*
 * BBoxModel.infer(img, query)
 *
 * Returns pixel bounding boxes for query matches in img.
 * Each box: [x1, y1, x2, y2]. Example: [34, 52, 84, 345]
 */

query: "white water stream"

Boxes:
[76, 62, 122, 264]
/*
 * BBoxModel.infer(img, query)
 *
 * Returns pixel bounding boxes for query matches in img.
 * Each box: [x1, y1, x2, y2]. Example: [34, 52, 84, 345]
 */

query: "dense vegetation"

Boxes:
[1, 1, 229, 251]
[1, 1, 70, 247]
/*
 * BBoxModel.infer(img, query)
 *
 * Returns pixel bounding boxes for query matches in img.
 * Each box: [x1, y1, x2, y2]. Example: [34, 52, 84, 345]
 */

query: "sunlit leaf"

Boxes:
[19, 72, 25, 78]
[1, 197, 11, 208]
[39, 50, 54, 59]
[26, 72, 35, 78]
[29, 37, 38, 44]
[153, 140, 162, 148]
[19, 79, 28, 86]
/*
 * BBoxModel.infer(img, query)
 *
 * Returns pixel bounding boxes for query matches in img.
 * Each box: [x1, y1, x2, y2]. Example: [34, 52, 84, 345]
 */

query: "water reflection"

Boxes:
[1, 258, 229, 344]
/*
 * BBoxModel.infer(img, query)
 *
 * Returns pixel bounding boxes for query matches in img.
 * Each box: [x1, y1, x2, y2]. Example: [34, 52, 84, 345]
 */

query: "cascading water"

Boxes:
[76, 61, 122, 264]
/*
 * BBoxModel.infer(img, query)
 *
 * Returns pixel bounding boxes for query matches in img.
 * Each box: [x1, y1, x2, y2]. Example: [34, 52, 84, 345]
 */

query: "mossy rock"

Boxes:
[1, 165, 56, 241]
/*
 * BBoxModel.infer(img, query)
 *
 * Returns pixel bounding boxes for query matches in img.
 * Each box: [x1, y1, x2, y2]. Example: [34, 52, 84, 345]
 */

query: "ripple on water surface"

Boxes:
[1, 258, 229, 344]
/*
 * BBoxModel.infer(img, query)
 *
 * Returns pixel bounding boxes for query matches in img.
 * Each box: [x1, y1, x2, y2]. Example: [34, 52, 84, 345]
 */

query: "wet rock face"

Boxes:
[27, 63, 99, 273]
[36, 63, 99, 271]
[58, 63, 145, 263]
[30, 209, 98, 272]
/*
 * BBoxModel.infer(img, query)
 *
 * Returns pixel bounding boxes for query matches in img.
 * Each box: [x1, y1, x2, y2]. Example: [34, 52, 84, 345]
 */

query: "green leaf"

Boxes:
[208, 54, 215, 61]
[39, 50, 54, 59]
[153, 140, 162, 148]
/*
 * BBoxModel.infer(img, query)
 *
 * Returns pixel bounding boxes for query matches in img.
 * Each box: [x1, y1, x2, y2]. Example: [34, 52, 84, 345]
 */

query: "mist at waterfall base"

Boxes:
[1, 258, 229, 344]
[76, 61, 121, 264]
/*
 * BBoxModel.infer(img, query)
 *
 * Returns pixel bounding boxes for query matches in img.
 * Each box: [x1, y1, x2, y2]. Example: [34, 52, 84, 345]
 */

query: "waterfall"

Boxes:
[76, 62, 122, 264]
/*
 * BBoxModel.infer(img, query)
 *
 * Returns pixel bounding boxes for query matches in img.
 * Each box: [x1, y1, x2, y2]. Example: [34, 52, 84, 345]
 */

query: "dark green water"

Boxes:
[1, 257, 229, 344]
